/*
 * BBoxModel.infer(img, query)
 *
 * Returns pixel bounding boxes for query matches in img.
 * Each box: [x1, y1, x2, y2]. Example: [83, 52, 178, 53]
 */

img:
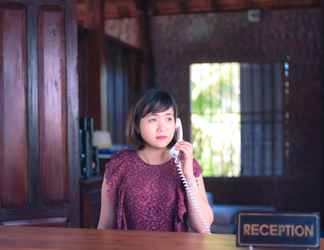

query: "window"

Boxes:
[190, 62, 288, 177]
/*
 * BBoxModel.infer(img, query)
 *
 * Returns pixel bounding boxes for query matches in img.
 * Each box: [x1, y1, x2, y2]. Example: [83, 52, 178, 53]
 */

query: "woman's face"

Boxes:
[139, 107, 176, 149]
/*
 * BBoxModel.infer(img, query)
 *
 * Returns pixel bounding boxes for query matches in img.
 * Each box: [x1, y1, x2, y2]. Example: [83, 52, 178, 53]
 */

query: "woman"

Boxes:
[97, 89, 213, 233]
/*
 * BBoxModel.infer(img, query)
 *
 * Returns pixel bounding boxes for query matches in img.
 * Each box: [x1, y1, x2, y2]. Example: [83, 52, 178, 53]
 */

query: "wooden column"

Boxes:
[136, 0, 155, 91]
[80, 0, 106, 129]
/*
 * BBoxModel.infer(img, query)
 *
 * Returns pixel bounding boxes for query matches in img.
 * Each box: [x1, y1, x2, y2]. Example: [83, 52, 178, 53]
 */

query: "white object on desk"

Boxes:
[92, 130, 112, 149]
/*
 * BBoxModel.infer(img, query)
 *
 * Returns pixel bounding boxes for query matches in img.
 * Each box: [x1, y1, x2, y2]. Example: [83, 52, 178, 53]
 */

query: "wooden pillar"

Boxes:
[136, 0, 155, 92]
[81, 0, 106, 129]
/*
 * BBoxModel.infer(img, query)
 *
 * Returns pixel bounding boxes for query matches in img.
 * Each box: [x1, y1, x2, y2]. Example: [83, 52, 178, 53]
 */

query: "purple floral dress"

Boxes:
[104, 149, 202, 232]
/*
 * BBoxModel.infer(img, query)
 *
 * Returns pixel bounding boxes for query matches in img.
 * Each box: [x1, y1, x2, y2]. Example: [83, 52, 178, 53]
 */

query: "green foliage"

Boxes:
[191, 63, 240, 177]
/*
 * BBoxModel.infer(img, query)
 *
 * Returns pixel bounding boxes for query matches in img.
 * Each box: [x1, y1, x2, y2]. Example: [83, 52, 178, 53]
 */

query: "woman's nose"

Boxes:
[157, 124, 163, 132]
[157, 120, 166, 132]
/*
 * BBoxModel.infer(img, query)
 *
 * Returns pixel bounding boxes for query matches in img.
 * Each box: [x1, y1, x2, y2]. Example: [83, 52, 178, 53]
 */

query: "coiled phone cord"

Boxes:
[174, 156, 211, 234]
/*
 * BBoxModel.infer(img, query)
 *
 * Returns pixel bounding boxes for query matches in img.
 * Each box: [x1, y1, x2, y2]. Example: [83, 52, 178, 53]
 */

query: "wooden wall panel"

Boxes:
[0, 0, 79, 226]
[38, 7, 68, 204]
[0, 6, 28, 208]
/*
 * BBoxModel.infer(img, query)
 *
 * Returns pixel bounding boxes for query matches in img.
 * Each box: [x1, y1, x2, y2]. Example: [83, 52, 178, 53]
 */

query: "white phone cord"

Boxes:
[174, 157, 211, 234]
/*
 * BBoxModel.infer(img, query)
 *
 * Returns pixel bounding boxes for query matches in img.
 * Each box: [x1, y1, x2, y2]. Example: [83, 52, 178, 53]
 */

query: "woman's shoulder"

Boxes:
[107, 149, 136, 166]
[104, 149, 136, 177]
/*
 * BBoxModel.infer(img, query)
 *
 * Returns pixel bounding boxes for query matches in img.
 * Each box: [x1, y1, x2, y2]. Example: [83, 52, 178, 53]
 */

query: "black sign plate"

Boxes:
[236, 212, 320, 248]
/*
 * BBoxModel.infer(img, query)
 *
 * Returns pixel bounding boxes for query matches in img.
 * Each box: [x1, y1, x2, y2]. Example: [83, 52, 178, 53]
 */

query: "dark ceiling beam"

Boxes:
[179, 0, 189, 14]
[116, 5, 131, 18]
[211, 0, 224, 12]
[76, 0, 321, 20]
[134, 0, 154, 15]
[101, 0, 320, 19]
[134, 0, 145, 12]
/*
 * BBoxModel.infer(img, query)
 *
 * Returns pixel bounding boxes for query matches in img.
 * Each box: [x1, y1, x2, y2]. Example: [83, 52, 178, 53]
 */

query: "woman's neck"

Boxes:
[137, 147, 171, 165]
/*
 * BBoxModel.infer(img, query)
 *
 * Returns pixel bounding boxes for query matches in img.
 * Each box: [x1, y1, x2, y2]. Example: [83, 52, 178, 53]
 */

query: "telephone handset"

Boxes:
[170, 118, 211, 234]
[169, 118, 183, 159]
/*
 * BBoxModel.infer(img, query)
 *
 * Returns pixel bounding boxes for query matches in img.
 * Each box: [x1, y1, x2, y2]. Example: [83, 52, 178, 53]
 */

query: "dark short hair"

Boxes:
[127, 89, 178, 149]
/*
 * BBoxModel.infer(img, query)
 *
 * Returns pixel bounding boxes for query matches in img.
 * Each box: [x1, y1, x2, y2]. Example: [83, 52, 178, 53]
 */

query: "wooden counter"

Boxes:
[0, 226, 322, 250]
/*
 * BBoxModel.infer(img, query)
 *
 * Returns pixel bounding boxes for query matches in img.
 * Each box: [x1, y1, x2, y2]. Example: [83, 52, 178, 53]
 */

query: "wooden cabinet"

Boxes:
[80, 177, 102, 228]
[0, 0, 79, 226]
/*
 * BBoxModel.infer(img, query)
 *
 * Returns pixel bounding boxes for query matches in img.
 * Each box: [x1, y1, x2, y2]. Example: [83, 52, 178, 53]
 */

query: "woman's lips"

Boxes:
[156, 136, 168, 140]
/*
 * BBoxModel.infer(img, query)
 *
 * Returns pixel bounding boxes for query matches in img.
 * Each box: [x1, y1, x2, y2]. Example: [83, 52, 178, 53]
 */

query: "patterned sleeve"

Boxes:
[104, 150, 127, 204]
[193, 158, 202, 177]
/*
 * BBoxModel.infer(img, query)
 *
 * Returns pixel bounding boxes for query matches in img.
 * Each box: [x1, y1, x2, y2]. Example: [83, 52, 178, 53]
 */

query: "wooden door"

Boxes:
[0, 0, 79, 226]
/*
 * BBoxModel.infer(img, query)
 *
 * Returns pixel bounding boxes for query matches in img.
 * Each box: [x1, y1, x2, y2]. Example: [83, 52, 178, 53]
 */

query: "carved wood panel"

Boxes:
[0, 4, 28, 208]
[38, 6, 68, 205]
[0, 0, 79, 226]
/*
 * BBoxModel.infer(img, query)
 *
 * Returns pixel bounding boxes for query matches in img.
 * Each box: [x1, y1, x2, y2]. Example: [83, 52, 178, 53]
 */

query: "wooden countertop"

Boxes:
[0, 226, 321, 250]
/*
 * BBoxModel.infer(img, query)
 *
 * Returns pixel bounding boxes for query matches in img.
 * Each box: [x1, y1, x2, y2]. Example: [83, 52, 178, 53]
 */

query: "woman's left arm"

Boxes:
[175, 141, 214, 233]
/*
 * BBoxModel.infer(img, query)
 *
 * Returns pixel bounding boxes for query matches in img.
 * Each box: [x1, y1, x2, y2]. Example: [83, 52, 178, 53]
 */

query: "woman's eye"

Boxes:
[148, 118, 156, 122]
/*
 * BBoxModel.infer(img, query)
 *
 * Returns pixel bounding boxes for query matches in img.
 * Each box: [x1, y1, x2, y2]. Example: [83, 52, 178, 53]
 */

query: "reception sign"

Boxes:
[236, 212, 320, 248]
